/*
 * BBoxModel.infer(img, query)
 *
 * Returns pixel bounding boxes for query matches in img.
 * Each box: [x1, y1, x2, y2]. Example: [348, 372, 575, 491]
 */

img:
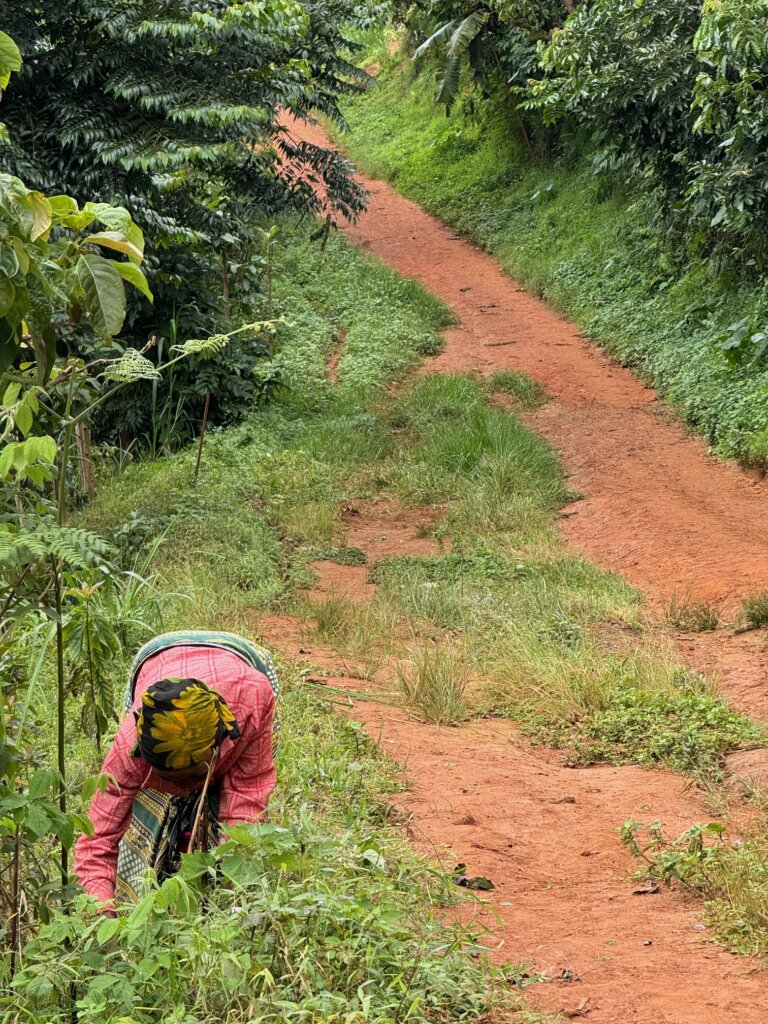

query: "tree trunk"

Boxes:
[76, 422, 95, 500]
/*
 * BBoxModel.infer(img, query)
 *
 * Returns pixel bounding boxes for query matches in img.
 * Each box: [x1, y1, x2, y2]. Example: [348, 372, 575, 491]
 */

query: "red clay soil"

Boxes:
[264, 118, 768, 1020]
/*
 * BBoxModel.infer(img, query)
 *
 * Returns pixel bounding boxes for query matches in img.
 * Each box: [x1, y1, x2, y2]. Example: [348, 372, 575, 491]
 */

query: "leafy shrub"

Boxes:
[12, 772, 504, 1023]
[622, 818, 768, 956]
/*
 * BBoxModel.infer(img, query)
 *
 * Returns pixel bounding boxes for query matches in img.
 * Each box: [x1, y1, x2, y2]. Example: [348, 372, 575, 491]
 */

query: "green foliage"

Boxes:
[622, 817, 768, 956]
[2, 0, 367, 241]
[12, 758, 508, 1023]
[401, 0, 768, 261]
[414, 11, 488, 110]
[689, 1, 768, 256]
[527, 0, 701, 200]
[312, 593, 358, 644]
[0, 176, 150, 382]
[83, 226, 450, 611]
[371, 549, 513, 586]
[311, 544, 368, 566]
[574, 678, 763, 775]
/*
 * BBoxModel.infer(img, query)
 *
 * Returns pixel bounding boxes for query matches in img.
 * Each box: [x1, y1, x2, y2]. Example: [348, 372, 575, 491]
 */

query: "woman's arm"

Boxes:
[74, 718, 146, 904]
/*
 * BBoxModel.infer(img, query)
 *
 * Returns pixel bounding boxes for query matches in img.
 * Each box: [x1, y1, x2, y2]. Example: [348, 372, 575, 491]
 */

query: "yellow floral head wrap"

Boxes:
[132, 677, 240, 772]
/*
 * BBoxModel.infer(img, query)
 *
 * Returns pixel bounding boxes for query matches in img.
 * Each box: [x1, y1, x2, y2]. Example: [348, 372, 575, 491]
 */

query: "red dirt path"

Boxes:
[260, 510, 768, 1024]
[265, 118, 768, 1021]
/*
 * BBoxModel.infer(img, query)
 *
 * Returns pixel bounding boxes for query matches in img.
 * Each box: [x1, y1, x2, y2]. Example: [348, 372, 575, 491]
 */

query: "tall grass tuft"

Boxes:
[312, 593, 357, 644]
[664, 596, 720, 632]
[739, 590, 768, 631]
[397, 645, 469, 725]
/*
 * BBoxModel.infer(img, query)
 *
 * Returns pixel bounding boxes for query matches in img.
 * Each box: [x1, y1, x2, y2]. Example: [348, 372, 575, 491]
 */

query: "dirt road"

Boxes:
[266, 117, 768, 1022]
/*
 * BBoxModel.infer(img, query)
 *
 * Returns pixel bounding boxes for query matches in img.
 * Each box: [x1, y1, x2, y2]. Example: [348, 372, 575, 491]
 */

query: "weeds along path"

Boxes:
[285, 116, 768, 724]
[258, 503, 768, 1024]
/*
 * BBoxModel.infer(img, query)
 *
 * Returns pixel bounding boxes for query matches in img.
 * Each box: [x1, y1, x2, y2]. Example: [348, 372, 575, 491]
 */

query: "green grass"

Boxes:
[397, 644, 470, 725]
[739, 591, 768, 631]
[664, 597, 721, 632]
[336, 30, 768, 468]
[487, 370, 549, 411]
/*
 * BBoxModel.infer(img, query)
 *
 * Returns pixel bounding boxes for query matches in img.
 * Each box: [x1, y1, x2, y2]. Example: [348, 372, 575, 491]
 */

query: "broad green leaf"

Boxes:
[115, 261, 153, 301]
[29, 192, 52, 241]
[2, 381, 20, 408]
[24, 803, 52, 840]
[48, 195, 79, 217]
[0, 276, 14, 317]
[29, 768, 58, 800]
[82, 772, 111, 803]
[0, 246, 19, 279]
[96, 917, 122, 944]
[10, 237, 29, 274]
[76, 253, 126, 340]
[85, 231, 143, 264]
[84, 203, 132, 235]
[0, 32, 22, 90]
[15, 402, 32, 437]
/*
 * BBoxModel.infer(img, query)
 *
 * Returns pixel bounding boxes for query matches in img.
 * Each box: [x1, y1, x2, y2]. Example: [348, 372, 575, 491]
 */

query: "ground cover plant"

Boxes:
[334, 30, 768, 468]
[622, 816, 768, 957]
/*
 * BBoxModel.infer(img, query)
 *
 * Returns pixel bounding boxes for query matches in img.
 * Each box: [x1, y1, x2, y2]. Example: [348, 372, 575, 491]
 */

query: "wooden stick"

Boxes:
[193, 391, 212, 481]
[188, 748, 218, 853]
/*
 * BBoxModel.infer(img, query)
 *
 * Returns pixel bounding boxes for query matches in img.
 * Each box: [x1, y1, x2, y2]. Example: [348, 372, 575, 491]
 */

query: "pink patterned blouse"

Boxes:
[74, 645, 277, 903]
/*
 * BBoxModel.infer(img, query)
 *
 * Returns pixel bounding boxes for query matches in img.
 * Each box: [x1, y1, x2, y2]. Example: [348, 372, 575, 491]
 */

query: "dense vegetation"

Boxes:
[1, 0, 368, 448]
[337, 17, 768, 466]
[0, 203, 536, 1017]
